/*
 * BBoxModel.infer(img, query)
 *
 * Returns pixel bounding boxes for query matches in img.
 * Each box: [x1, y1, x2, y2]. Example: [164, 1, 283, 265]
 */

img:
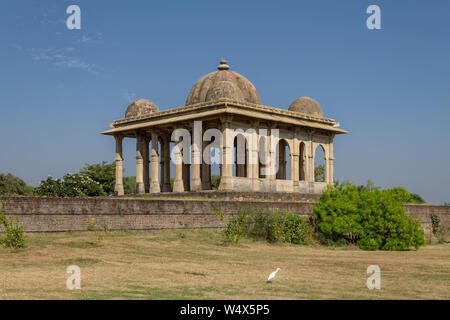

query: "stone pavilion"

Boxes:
[101, 60, 347, 195]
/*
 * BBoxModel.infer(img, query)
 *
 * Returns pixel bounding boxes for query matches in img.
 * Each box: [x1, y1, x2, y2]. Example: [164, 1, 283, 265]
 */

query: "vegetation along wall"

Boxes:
[0, 196, 448, 234]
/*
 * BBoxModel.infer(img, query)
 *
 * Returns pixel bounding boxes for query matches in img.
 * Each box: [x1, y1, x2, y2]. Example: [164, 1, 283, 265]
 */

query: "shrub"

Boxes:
[223, 206, 313, 245]
[223, 205, 248, 244]
[211, 175, 221, 190]
[313, 181, 425, 250]
[431, 212, 440, 236]
[0, 173, 34, 196]
[34, 174, 105, 197]
[0, 201, 25, 248]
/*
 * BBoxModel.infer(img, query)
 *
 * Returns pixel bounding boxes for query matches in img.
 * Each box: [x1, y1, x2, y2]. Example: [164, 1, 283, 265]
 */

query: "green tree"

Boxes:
[313, 181, 425, 250]
[0, 173, 34, 196]
[123, 176, 136, 195]
[80, 161, 115, 195]
[314, 165, 325, 182]
[34, 174, 105, 197]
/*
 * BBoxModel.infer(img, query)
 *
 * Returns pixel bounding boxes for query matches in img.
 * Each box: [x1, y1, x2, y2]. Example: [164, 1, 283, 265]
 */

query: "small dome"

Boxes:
[125, 99, 158, 118]
[186, 60, 261, 106]
[288, 97, 323, 118]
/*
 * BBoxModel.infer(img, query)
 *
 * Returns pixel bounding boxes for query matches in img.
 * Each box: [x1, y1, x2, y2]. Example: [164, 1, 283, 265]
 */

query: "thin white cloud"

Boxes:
[78, 33, 103, 44]
[29, 47, 100, 75]
[122, 91, 137, 103]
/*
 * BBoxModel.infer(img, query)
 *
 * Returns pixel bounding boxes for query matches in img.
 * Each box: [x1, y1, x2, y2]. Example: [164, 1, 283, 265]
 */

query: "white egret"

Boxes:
[267, 268, 280, 282]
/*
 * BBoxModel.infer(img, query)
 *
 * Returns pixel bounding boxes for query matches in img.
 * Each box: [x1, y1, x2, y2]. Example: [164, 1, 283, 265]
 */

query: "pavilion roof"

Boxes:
[101, 98, 348, 136]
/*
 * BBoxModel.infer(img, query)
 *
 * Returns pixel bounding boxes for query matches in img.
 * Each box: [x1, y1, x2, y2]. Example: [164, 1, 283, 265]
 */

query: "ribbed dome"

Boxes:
[289, 97, 323, 118]
[125, 99, 159, 118]
[186, 60, 261, 106]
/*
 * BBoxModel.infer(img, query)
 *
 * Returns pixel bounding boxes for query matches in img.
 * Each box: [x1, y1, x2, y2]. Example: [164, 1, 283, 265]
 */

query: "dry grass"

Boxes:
[0, 230, 449, 300]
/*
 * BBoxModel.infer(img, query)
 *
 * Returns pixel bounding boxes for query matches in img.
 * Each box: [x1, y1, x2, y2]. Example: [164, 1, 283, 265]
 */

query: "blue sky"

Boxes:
[0, 0, 449, 203]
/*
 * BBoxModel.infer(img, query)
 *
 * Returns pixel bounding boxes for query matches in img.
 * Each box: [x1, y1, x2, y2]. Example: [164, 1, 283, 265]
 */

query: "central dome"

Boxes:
[185, 60, 261, 106]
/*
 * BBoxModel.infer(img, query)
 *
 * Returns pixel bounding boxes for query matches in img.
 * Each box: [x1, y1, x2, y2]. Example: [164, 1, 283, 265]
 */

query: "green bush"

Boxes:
[34, 173, 105, 198]
[224, 205, 248, 244]
[0, 201, 25, 248]
[211, 175, 221, 190]
[313, 181, 425, 250]
[223, 206, 313, 245]
[0, 173, 34, 196]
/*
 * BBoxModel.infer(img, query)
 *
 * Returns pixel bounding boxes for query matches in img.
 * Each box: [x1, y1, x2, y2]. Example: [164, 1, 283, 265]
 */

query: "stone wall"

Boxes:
[0, 196, 448, 234]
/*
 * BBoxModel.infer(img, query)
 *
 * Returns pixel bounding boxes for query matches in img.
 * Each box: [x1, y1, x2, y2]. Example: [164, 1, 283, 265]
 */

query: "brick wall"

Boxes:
[0, 196, 448, 234]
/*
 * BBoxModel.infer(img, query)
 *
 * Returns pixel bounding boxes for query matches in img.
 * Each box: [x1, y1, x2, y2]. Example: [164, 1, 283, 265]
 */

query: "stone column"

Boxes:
[114, 135, 124, 196]
[292, 130, 300, 192]
[307, 131, 314, 183]
[328, 147, 334, 184]
[173, 141, 184, 193]
[219, 119, 232, 190]
[191, 121, 202, 191]
[143, 136, 150, 193]
[162, 136, 171, 192]
[268, 127, 277, 181]
[250, 125, 259, 190]
[135, 134, 145, 195]
[150, 131, 161, 193]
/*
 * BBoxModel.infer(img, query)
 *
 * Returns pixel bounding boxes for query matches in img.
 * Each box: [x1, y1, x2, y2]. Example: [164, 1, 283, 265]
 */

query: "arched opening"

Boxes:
[182, 144, 191, 191]
[201, 137, 213, 190]
[276, 139, 291, 180]
[314, 144, 326, 182]
[122, 137, 136, 195]
[299, 142, 306, 181]
[233, 134, 248, 177]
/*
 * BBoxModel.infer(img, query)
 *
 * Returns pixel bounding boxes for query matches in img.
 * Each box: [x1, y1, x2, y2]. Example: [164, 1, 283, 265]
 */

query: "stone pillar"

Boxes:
[307, 131, 314, 183]
[219, 119, 232, 191]
[191, 121, 202, 191]
[135, 134, 145, 195]
[162, 136, 171, 192]
[150, 131, 161, 193]
[292, 131, 299, 192]
[328, 135, 335, 185]
[268, 127, 277, 181]
[250, 125, 259, 190]
[114, 135, 124, 196]
[329, 153, 334, 184]
[143, 136, 150, 193]
[173, 141, 184, 193]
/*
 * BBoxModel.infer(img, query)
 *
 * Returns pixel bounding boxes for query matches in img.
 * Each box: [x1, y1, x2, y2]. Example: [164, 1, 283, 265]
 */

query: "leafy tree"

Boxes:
[358, 185, 426, 204]
[411, 193, 425, 204]
[80, 161, 115, 195]
[313, 181, 425, 250]
[123, 176, 136, 195]
[0, 173, 34, 196]
[314, 165, 325, 182]
[34, 174, 105, 197]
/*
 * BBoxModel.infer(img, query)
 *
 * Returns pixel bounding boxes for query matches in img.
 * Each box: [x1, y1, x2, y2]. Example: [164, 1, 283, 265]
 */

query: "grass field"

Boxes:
[0, 230, 449, 300]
